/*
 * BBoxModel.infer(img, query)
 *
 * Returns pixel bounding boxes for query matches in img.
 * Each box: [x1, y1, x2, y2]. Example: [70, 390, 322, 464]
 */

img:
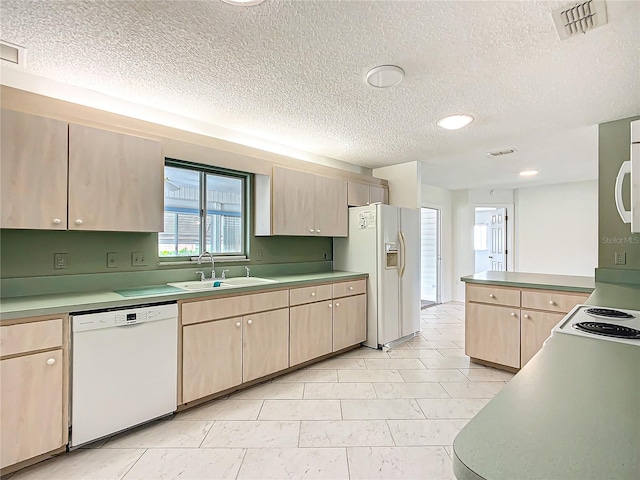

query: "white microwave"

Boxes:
[615, 119, 640, 233]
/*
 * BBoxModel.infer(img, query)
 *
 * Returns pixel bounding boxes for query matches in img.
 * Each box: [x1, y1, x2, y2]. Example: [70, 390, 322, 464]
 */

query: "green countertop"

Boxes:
[453, 333, 640, 480]
[461, 271, 595, 293]
[0, 271, 367, 321]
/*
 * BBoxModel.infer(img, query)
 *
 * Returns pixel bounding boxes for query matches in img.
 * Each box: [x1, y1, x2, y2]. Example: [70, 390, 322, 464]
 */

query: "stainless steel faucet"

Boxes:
[197, 251, 215, 279]
[245, 266, 251, 277]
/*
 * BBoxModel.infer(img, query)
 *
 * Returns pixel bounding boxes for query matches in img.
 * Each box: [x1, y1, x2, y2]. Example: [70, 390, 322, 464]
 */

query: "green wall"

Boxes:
[598, 115, 640, 270]
[0, 229, 332, 279]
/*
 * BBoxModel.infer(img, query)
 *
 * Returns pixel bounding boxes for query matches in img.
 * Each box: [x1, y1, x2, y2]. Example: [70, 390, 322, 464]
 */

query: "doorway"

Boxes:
[474, 207, 507, 273]
[420, 207, 441, 308]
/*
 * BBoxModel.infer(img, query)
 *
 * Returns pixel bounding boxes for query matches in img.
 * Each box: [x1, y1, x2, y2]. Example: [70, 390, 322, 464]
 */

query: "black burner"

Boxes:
[584, 308, 634, 319]
[573, 322, 640, 339]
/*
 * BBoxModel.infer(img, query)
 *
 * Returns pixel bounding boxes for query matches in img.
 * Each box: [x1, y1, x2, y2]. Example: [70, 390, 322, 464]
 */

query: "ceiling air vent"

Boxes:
[0, 41, 26, 67]
[487, 148, 516, 158]
[552, 0, 608, 40]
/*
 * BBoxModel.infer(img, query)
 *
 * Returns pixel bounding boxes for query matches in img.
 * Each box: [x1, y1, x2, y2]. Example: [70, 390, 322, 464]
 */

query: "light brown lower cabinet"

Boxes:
[333, 294, 366, 352]
[182, 317, 243, 403]
[290, 301, 333, 366]
[520, 310, 565, 367]
[1, 350, 64, 469]
[465, 303, 521, 368]
[242, 309, 289, 383]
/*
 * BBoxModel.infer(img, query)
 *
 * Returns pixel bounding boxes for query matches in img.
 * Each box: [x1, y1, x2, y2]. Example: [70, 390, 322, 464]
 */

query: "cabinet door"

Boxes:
[182, 318, 242, 403]
[1, 110, 68, 230]
[333, 294, 366, 352]
[1, 350, 64, 469]
[520, 310, 564, 367]
[68, 124, 163, 232]
[290, 301, 333, 366]
[369, 185, 388, 205]
[314, 175, 347, 237]
[243, 309, 289, 382]
[465, 303, 520, 368]
[347, 182, 370, 207]
[272, 167, 315, 235]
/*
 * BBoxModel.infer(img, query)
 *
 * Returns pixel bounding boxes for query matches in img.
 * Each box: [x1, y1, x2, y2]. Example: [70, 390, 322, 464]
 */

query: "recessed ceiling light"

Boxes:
[221, 0, 266, 6]
[436, 114, 474, 130]
[519, 170, 539, 176]
[366, 65, 404, 88]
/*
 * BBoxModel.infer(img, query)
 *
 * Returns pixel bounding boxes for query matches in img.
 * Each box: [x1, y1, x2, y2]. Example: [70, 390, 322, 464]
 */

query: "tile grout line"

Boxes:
[118, 447, 148, 480]
[234, 448, 248, 480]
[197, 420, 217, 448]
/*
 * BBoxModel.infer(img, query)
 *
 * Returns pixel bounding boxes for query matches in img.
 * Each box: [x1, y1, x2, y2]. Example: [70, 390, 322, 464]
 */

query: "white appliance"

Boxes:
[71, 303, 178, 447]
[552, 305, 640, 347]
[614, 119, 640, 233]
[334, 204, 421, 348]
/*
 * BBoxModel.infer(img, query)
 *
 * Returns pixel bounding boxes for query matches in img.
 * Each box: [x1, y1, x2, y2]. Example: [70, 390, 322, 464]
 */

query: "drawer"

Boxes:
[290, 284, 332, 306]
[0, 319, 63, 357]
[182, 289, 289, 325]
[466, 284, 520, 307]
[521, 289, 589, 314]
[333, 279, 367, 298]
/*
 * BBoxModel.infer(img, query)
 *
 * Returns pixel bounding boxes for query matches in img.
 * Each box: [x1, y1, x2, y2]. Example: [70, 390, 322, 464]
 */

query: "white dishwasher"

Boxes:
[71, 302, 178, 447]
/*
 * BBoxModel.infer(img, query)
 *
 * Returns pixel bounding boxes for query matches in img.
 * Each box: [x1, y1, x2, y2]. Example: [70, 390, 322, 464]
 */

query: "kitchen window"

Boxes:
[159, 161, 247, 258]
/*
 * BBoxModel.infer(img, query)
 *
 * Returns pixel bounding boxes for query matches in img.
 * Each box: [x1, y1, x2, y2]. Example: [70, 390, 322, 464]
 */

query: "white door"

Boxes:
[400, 208, 421, 338]
[489, 208, 507, 271]
[420, 208, 440, 306]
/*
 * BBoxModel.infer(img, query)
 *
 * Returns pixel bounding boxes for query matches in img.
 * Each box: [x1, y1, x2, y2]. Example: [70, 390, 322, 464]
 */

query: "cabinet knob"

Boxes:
[349, 286, 354, 290]
[236, 322, 241, 327]
[510, 312, 517, 317]
[311, 292, 316, 296]
[549, 300, 556, 306]
[328, 304, 332, 308]
[309, 228, 315, 233]
[75, 219, 83, 225]
[46, 358, 56, 365]
[53, 218, 61, 225]
[335, 302, 340, 307]
[316, 229, 321, 233]
[247, 319, 253, 325]
[489, 294, 496, 299]
[524, 314, 530, 319]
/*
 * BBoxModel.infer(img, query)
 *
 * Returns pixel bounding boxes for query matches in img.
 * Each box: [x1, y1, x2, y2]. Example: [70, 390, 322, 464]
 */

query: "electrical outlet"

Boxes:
[107, 252, 118, 268]
[256, 250, 263, 261]
[131, 251, 147, 266]
[54, 253, 67, 269]
[614, 252, 626, 265]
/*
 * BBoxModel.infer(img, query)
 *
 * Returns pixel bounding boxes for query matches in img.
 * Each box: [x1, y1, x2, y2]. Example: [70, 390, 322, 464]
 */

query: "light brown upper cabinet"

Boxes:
[347, 181, 389, 207]
[1, 109, 68, 229]
[68, 124, 164, 232]
[0, 110, 164, 232]
[271, 167, 347, 237]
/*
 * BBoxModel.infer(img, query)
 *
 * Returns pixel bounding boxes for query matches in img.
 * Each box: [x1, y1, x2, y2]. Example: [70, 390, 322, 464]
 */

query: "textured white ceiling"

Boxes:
[1, 0, 639, 189]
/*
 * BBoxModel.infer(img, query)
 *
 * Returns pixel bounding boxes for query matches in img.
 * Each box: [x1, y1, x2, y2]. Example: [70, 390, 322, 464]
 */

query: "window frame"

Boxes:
[161, 159, 249, 260]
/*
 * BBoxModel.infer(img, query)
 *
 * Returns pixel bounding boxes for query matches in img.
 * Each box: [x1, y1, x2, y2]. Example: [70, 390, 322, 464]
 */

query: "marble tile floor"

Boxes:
[9, 302, 514, 480]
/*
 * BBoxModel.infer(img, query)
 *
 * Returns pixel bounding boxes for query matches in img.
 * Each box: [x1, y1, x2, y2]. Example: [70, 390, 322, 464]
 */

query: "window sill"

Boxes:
[158, 256, 249, 267]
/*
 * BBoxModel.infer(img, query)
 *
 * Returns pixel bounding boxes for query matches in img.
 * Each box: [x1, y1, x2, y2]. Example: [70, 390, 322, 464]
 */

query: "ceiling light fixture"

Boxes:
[221, 0, 266, 6]
[366, 65, 404, 88]
[436, 114, 474, 130]
[487, 148, 517, 157]
[519, 170, 539, 177]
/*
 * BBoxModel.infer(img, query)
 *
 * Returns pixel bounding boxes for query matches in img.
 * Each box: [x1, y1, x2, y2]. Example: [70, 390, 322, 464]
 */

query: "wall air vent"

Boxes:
[487, 148, 517, 157]
[0, 40, 26, 67]
[552, 0, 608, 40]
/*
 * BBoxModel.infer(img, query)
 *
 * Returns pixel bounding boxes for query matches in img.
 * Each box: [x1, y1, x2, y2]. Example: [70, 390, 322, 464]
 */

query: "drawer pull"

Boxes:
[46, 358, 56, 366]
[510, 312, 517, 317]
[236, 322, 241, 327]
[247, 319, 253, 325]
[489, 294, 496, 299]
[328, 304, 332, 308]
[335, 302, 340, 307]
[349, 286, 354, 290]
[524, 314, 530, 319]
[311, 292, 316, 296]
[549, 300, 556, 306]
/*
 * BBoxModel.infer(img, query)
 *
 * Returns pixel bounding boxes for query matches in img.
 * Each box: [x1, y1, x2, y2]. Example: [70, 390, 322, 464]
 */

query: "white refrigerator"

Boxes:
[334, 204, 421, 349]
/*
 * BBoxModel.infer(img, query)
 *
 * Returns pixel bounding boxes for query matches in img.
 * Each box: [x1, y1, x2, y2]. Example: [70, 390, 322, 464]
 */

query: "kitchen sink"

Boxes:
[221, 277, 278, 287]
[166, 281, 233, 291]
[167, 277, 277, 291]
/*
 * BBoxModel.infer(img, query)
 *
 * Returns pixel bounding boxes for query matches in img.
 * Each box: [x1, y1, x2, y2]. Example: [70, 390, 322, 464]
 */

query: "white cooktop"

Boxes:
[552, 305, 640, 347]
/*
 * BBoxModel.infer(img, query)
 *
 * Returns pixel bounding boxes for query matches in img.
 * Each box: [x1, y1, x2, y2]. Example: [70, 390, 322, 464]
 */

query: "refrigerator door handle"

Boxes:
[399, 231, 407, 277]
